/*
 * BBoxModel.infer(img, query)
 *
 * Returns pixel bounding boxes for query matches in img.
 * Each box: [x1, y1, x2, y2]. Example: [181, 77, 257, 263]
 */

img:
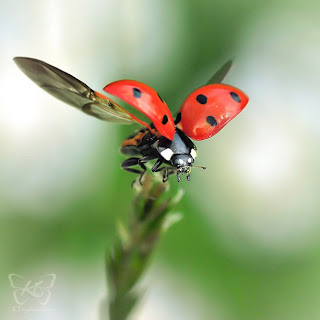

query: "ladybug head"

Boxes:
[171, 154, 194, 168]
[170, 154, 206, 182]
[170, 154, 193, 181]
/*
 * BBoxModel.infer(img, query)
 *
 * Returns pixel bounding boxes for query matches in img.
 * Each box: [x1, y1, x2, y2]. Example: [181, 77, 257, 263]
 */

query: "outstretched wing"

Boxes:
[206, 60, 232, 85]
[176, 83, 249, 141]
[104, 80, 175, 140]
[13, 57, 147, 126]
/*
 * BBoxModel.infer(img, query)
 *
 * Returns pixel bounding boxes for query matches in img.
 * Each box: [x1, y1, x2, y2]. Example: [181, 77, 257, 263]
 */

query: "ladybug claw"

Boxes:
[187, 174, 190, 181]
[138, 173, 145, 185]
[177, 174, 181, 182]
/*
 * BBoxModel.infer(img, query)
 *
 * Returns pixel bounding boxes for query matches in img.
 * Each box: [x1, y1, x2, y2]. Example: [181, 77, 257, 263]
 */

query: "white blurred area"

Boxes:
[134, 266, 219, 320]
[195, 8, 320, 254]
[0, 0, 112, 216]
[3, 261, 106, 320]
[0, 0, 183, 216]
[3, 263, 214, 320]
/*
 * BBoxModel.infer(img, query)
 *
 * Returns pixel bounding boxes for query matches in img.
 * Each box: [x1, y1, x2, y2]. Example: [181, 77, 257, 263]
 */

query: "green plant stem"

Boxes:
[106, 173, 183, 320]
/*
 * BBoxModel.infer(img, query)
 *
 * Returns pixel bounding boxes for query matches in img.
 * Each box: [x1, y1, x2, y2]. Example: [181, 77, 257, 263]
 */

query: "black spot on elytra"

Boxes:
[206, 116, 217, 127]
[162, 115, 168, 125]
[133, 88, 142, 98]
[196, 94, 207, 104]
[158, 93, 164, 103]
[175, 112, 181, 125]
[230, 91, 241, 103]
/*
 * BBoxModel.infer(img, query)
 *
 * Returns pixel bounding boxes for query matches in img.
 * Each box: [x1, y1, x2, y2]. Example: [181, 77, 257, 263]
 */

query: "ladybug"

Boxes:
[14, 57, 249, 183]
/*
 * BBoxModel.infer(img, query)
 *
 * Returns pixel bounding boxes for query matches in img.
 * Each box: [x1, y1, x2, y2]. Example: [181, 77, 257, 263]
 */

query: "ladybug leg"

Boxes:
[153, 165, 166, 173]
[151, 158, 163, 172]
[139, 154, 158, 164]
[138, 154, 159, 184]
[121, 157, 146, 185]
[163, 168, 168, 182]
[153, 165, 167, 182]
[154, 164, 176, 183]
[163, 168, 176, 182]
[122, 154, 163, 185]
[138, 162, 147, 185]
[156, 166, 171, 182]
[121, 157, 141, 171]
[122, 157, 150, 172]
[167, 168, 177, 182]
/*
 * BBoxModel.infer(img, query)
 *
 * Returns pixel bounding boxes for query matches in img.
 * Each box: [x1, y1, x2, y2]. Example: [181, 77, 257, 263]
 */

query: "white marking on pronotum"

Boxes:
[160, 148, 174, 161]
[190, 148, 197, 159]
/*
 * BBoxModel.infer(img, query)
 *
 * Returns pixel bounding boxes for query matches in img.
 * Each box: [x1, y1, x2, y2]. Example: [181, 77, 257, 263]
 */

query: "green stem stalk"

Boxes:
[106, 174, 183, 320]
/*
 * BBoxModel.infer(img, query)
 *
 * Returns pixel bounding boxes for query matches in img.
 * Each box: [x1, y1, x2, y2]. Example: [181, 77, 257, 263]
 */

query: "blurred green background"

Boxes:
[1, 0, 320, 319]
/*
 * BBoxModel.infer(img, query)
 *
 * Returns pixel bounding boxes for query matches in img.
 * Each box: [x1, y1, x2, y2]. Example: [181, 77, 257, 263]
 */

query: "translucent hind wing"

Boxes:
[14, 57, 140, 125]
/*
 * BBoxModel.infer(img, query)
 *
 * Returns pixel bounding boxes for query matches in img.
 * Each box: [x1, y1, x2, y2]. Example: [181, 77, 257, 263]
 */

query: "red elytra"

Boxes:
[176, 84, 249, 140]
[104, 80, 175, 140]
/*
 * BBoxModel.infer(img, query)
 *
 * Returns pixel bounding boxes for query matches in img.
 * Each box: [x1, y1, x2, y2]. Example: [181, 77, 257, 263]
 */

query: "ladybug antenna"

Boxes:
[192, 165, 207, 170]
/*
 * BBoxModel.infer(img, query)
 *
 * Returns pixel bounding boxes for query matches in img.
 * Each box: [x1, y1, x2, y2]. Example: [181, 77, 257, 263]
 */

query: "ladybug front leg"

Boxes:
[153, 165, 166, 182]
[151, 158, 163, 172]
[163, 168, 177, 182]
[154, 166, 176, 182]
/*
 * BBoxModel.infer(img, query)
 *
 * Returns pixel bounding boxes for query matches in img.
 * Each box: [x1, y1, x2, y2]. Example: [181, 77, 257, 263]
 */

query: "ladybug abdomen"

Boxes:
[121, 128, 159, 156]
